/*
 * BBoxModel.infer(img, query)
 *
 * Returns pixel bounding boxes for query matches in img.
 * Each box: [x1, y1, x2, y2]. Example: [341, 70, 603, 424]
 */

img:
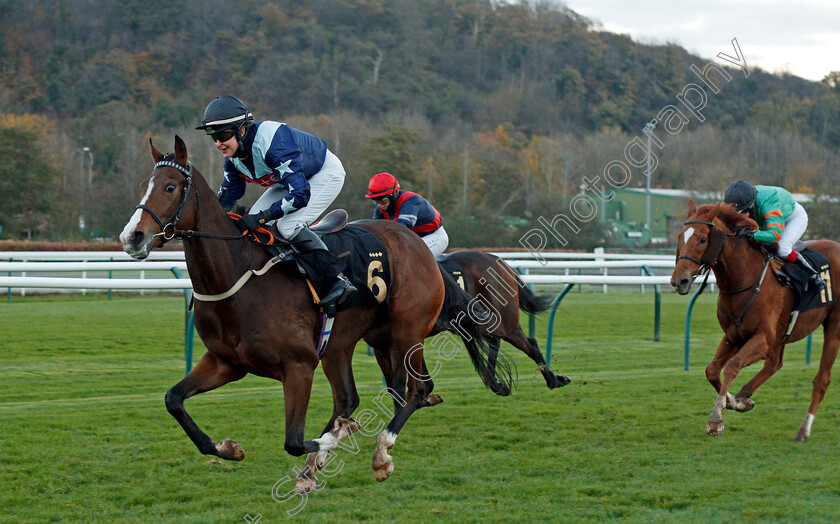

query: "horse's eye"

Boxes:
[699, 237, 707, 245]
[165, 184, 176, 193]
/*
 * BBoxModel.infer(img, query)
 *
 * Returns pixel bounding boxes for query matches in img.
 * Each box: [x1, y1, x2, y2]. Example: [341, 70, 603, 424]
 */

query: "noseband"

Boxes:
[677, 220, 728, 272]
[136, 160, 195, 244]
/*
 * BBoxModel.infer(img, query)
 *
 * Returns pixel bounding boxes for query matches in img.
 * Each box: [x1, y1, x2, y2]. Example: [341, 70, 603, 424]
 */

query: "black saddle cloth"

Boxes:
[321, 224, 391, 310]
[776, 247, 834, 312]
[435, 254, 469, 293]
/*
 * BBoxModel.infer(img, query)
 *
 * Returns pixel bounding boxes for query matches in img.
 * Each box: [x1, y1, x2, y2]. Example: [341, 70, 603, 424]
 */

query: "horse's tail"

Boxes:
[437, 266, 515, 393]
[513, 272, 553, 314]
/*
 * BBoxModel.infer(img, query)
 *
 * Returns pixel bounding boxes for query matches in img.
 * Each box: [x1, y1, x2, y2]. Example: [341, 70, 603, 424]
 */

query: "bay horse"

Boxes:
[671, 200, 840, 441]
[443, 250, 570, 392]
[119, 136, 510, 490]
[374, 250, 570, 396]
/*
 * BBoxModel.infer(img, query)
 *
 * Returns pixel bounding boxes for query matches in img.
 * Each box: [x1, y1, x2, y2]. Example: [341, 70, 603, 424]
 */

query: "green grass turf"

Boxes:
[1, 292, 838, 523]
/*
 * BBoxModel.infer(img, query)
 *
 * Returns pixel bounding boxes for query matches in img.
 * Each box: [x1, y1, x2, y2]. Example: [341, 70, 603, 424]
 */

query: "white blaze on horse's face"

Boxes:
[683, 227, 695, 245]
[120, 178, 157, 259]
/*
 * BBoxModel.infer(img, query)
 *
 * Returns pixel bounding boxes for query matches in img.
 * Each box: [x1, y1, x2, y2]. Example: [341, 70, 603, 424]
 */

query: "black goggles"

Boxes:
[372, 195, 392, 204]
[209, 128, 237, 142]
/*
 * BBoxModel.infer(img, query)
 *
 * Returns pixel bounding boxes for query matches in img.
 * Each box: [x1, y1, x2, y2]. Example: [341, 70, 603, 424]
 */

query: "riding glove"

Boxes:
[236, 210, 275, 231]
[731, 226, 754, 239]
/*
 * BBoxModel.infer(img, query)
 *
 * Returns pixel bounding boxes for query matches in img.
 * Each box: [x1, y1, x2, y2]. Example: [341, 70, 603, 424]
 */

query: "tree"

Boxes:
[0, 114, 65, 239]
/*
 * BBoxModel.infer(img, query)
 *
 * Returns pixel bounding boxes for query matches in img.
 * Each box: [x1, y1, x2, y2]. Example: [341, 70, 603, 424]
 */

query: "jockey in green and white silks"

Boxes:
[724, 180, 825, 289]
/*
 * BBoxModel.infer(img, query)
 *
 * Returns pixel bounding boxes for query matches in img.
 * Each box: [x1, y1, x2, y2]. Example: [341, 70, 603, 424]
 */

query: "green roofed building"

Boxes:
[601, 188, 814, 247]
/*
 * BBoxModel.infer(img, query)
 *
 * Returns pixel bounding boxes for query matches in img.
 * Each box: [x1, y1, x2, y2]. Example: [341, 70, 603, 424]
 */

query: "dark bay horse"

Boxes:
[444, 251, 570, 392]
[119, 136, 510, 490]
[671, 200, 840, 440]
[363, 250, 568, 420]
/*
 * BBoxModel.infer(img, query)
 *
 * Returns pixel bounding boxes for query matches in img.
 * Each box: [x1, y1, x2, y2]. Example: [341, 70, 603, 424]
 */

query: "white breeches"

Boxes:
[777, 202, 808, 258]
[251, 150, 345, 239]
[422, 226, 449, 257]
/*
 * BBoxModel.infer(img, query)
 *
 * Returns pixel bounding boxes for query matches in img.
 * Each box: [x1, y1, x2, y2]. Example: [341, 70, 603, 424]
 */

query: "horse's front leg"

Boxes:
[165, 352, 246, 460]
[730, 346, 786, 412]
[707, 335, 769, 436]
[280, 362, 318, 457]
[705, 337, 735, 394]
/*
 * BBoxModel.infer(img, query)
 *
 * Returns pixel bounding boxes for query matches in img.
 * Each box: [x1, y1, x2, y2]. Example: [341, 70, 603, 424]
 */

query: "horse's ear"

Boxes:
[686, 199, 697, 218]
[149, 139, 164, 163]
[174, 135, 188, 165]
[709, 201, 723, 220]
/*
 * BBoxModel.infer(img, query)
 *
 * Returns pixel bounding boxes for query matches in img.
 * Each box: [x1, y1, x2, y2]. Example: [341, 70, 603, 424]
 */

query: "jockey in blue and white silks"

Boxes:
[197, 95, 356, 308]
[217, 121, 339, 238]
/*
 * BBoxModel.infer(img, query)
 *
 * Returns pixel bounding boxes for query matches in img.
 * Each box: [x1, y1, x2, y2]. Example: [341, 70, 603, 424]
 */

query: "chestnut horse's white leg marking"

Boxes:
[798, 413, 815, 440]
[707, 394, 726, 435]
[725, 392, 753, 412]
[725, 392, 736, 408]
[119, 179, 156, 243]
[683, 226, 695, 245]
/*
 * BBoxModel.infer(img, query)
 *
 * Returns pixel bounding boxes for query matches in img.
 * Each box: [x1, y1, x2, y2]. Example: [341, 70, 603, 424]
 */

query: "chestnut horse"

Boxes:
[119, 137, 510, 490]
[671, 200, 840, 440]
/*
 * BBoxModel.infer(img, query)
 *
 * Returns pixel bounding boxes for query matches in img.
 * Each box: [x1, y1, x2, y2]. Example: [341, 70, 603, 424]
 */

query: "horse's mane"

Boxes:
[694, 201, 758, 232]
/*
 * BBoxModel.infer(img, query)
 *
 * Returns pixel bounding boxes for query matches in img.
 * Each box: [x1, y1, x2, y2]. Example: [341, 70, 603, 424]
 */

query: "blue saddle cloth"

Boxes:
[322, 224, 391, 310]
[435, 254, 469, 294]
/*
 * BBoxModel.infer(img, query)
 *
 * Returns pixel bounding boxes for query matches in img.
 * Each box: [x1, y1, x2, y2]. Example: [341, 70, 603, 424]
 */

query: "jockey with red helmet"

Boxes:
[724, 180, 824, 290]
[197, 95, 356, 308]
[365, 172, 449, 257]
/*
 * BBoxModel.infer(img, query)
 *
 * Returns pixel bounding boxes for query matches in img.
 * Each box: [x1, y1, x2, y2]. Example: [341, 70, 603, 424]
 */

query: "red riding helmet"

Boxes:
[365, 172, 401, 199]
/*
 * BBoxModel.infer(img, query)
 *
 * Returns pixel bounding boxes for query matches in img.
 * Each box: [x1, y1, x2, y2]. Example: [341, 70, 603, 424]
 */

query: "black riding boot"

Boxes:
[794, 253, 826, 290]
[290, 227, 357, 308]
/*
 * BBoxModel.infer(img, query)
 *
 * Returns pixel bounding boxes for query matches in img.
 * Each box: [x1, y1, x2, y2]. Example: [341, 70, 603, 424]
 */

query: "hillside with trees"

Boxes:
[2, 0, 839, 247]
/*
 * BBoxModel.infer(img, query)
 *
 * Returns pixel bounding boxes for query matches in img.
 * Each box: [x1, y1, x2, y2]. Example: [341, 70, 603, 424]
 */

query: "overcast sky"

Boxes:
[560, 0, 840, 82]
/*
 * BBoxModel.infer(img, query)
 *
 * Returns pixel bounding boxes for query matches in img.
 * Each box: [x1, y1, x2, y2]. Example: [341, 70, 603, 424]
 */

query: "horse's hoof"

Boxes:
[553, 375, 571, 388]
[294, 477, 317, 494]
[216, 439, 245, 461]
[491, 383, 511, 396]
[426, 394, 443, 406]
[706, 421, 725, 436]
[734, 398, 755, 413]
[372, 456, 394, 482]
[794, 428, 809, 443]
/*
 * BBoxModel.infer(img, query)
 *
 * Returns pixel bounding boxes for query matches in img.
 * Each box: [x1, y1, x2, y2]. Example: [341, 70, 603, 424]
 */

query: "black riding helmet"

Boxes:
[724, 180, 757, 214]
[195, 95, 254, 149]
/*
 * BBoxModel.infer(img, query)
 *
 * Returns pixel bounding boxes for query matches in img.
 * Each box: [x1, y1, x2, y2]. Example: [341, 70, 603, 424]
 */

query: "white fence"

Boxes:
[1, 250, 717, 374]
[1, 250, 716, 294]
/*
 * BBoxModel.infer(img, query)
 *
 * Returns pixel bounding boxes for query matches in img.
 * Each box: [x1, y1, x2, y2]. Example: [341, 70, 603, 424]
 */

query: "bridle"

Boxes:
[678, 218, 772, 328]
[136, 159, 245, 245]
[135, 160, 196, 245]
[677, 220, 728, 272]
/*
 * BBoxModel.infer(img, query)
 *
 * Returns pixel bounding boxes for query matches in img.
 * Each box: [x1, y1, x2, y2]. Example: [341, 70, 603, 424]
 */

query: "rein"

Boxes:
[137, 160, 247, 245]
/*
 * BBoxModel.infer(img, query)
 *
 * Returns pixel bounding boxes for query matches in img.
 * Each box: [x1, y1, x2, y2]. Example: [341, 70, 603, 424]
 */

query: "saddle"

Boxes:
[310, 209, 349, 235]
